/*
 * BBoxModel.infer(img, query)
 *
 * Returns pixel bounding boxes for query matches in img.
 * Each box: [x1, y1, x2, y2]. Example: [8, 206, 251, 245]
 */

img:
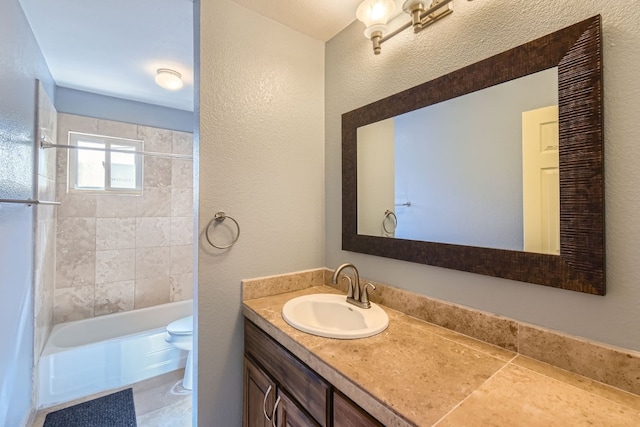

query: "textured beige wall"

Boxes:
[197, 0, 325, 424]
[326, 1, 640, 351]
[53, 113, 194, 323]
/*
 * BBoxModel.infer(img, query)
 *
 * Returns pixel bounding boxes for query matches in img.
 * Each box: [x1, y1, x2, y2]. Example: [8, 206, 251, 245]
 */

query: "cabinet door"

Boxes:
[333, 391, 383, 427]
[275, 389, 320, 427]
[244, 357, 276, 427]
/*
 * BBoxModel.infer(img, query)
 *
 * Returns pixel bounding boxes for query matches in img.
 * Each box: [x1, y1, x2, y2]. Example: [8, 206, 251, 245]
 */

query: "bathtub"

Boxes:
[38, 299, 192, 408]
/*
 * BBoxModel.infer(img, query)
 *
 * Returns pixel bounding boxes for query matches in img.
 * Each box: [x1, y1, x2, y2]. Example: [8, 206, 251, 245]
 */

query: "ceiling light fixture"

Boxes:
[155, 68, 183, 90]
[356, 0, 454, 55]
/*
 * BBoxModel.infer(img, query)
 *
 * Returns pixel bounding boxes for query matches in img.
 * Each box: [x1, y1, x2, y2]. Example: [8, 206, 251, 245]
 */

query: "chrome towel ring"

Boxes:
[382, 210, 397, 234]
[205, 211, 240, 249]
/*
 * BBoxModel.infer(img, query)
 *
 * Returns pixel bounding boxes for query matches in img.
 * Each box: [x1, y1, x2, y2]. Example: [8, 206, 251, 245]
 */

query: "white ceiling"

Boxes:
[18, 0, 365, 113]
[232, 0, 363, 42]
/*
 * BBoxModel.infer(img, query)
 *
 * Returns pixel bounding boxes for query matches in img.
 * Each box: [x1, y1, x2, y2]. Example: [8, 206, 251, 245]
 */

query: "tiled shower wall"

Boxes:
[34, 82, 57, 359]
[53, 113, 193, 323]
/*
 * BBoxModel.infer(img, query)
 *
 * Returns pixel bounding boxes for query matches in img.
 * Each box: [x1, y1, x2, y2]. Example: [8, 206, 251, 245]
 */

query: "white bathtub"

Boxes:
[38, 300, 192, 408]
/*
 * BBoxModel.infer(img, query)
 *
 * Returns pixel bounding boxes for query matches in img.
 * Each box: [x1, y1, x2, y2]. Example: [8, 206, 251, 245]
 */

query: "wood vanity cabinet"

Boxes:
[333, 392, 383, 427]
[244, 320, 328, 426]
[244, 320, 383, 427]
[244, 357, 319, 427]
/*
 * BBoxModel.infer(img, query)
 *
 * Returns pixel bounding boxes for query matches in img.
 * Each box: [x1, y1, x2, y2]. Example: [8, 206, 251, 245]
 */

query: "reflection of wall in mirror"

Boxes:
[392, 68, 558, 250]
[357, 118, 394, 236]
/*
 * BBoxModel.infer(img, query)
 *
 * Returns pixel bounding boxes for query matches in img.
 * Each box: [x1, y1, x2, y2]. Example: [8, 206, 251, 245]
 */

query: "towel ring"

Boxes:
[205, 211, 240, 249]
[382, 210, 397, 234]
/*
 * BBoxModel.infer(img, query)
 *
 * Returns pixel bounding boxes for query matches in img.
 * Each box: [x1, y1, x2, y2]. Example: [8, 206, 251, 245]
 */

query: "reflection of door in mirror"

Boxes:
[357, 119, 395, 237]
[522, 105, 560, 255]
[356, 67, 558, 252]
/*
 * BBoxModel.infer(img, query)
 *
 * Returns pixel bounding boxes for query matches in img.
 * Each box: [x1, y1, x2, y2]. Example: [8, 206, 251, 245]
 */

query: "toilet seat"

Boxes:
[167, 316, 193, 336]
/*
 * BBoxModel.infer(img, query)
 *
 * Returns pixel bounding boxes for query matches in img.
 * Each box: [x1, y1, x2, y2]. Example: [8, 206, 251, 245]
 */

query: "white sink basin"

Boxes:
[282, 294, 389, 339]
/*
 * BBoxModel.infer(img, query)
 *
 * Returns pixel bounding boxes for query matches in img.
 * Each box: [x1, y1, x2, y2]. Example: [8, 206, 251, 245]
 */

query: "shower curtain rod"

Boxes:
[40, 140, 193, 160]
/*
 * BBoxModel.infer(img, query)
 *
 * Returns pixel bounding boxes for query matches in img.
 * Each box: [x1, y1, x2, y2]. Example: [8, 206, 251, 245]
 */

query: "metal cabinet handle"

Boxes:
[271, 395, 281, 427]
[263, 385, 273, 422]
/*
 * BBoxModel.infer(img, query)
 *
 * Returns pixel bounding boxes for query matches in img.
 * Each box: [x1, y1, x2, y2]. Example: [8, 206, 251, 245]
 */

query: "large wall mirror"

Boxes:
[342, 16, 604, 295]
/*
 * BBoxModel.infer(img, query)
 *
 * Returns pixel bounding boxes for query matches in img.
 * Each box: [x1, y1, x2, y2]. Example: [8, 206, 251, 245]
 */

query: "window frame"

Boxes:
[67, 131, 144, 195]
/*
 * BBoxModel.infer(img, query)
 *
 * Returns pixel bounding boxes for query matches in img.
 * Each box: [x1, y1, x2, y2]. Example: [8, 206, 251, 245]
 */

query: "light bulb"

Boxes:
[356, 0, 396, 38]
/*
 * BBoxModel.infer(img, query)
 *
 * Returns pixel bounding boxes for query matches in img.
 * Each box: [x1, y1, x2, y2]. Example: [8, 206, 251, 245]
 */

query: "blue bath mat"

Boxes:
[43, 388, 137, 427]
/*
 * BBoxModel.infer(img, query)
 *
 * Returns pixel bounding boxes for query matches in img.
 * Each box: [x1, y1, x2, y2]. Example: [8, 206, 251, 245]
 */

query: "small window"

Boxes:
[68, 132, 143, 195]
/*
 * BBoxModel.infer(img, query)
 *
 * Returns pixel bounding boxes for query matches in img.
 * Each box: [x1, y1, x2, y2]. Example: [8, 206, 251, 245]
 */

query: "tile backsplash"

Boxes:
[53, 114, 194, 323]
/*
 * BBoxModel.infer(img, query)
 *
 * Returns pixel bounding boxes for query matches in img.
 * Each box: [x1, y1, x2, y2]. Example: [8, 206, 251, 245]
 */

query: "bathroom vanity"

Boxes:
[242, 284, 640, 427]
[244, 320, 381, 426]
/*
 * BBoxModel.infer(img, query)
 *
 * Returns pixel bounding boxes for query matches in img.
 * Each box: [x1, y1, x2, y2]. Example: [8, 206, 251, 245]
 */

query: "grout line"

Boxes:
[431, 355, 517, 426]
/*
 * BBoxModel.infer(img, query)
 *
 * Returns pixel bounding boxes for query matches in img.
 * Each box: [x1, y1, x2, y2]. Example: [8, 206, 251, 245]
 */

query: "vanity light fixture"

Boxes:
[356, 0, 454, 55]
[155, 68, 183, 90]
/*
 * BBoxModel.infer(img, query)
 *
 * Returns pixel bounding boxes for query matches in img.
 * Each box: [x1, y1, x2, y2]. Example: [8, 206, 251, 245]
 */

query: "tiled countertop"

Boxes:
[243, 285, 640, 426]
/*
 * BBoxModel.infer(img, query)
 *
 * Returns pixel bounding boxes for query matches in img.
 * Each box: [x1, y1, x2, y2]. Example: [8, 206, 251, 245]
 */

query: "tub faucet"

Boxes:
[331, 263, 375, 309]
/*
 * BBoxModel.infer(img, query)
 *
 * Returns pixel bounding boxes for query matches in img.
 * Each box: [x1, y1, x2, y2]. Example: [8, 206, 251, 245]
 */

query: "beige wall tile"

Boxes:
[519, 324, 640, 396]
[56, 217, 96, 252]
[170, 217, 193, 246]
[135, 276, 171, 309]
[172, 131, 193, 155]
[56, 250, 95, 288]
[171, 159, 192, 189]
[136, 187, 171, 217]
[138, 125, 172, 154]
[144, 157, 172, 187]
[96, 195, 138, 217]
[170, 245, 193, 275]
[54, 286, 94, 323]
[242, 268, 325, 301]
[351, 279, 519, 351]
[136, 217, 171, 247]
[58, 113, 98, 135]
[96, 217, 136, 250]
[95, 249, 136, 284]
[171, 188, 193, 217]
[170, 273, 193, 302]
[95, 280, 135, 316]
[53, 114, 195, 321]
[37, 84, 58, 181]
[55, 148, 67, 186]
[136, 247, 171, 279]
[34, 211, 56, 356]
[97, 119, 138, 139]
[56, 184, 97, 218]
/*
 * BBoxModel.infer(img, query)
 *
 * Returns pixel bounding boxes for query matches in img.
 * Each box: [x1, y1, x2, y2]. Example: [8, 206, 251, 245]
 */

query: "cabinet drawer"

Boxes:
[244, 320, 329, 426]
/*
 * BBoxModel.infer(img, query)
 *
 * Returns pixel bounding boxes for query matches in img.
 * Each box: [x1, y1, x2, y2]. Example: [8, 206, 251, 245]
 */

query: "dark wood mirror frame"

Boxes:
[342, 15, 604, 295]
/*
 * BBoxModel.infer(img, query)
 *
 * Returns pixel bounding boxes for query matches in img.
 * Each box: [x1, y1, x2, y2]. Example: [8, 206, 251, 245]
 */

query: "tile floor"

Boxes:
[32, 369, 192, 426]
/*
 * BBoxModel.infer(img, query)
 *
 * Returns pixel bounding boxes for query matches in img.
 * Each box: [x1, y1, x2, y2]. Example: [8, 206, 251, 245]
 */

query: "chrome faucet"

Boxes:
[331, 263, 376, 309]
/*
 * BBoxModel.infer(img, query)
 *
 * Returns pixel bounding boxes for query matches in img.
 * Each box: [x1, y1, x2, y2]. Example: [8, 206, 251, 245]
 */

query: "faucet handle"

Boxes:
[360, 282, 376, 308]
[341, 275, 354, 299]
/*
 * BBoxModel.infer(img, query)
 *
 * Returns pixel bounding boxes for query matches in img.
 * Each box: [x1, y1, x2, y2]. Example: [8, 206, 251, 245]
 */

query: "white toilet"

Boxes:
[165, 315, 193, 390]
